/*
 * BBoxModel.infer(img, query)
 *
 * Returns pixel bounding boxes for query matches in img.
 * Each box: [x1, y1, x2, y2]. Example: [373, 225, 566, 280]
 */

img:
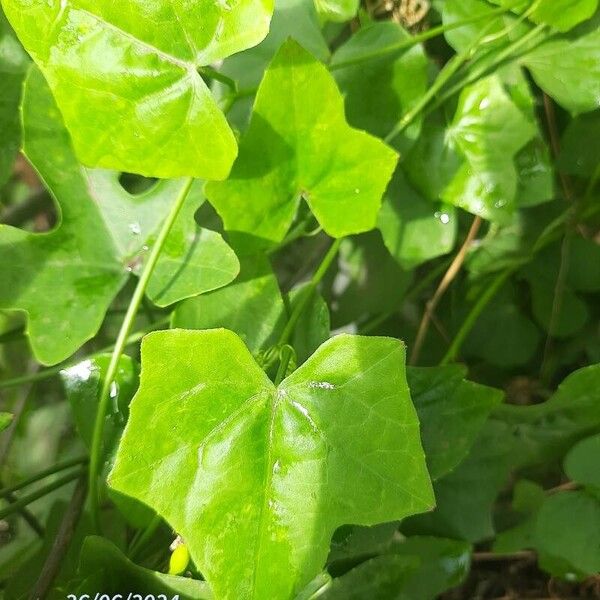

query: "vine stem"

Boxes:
[0, 455, 87, 498]
[88, 177, 194, 532]
[277, 238, 342, 347]
[30, 475, 87, 599]
[0, 468, 85, 520]
[410, 216, 482, 366]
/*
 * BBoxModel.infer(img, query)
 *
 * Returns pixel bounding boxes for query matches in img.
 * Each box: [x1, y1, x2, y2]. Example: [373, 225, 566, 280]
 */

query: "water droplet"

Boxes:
[109, 381, 119, 399]
[434, 211, 451, 225]
[129, 222, 142, 235]
[354, 188, 360, 194]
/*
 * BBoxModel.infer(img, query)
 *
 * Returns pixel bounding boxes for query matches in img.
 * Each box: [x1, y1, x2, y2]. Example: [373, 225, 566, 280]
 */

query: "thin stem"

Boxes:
[88, 177, 194, 532]
[430, 23, 548, 112]
[0, 469, 84, 520]
[329, 0, 528, 71]
[277, 238, 342, 347]
[274, 346, 294, 386]
[30, 475, 87, 600]
[385, 23, 496, 143]
[129, 513, 163, 560]
[440, 267, 513, 365]
[0, 456, 87, 498]
[539, 94, 576, 384]
[410, 216, 482, 365]
[0, 315, 171, 391]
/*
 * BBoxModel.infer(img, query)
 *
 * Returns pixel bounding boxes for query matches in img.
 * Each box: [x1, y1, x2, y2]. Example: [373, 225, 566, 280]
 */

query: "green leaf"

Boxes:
[109, 330, 434, 600]
[331, 22, 429, 151]
[75, 536, 211, 598]
[323, 536, 471, 600]
[206, 40, 398, 252]
[462, 286, 541, 368]
[442, 75, 536, 221]
[172, 256, 330, 362]
[378, 171, 457, 269]
[493, 480, 546, 554]
[146, 196, 240, 308]
[408, 366, 503, 480]
[218, 0, 329, 128]
[0, 68, 238, 365]
[1, 0, 276, 180]
[535, 491, 600, 577]
[523, 26, 600, 115]
[494, 363, 600, 467]
[0, 8, 28, 186]
[323, 232, 413, 328]
[559, 111, 600, 176]
[314, 0, 359, 22]
[0, 411, 12, 432]
[528, 0, 598, 32]
[173, 256, 284, 354]
[564, 433, 600, 494]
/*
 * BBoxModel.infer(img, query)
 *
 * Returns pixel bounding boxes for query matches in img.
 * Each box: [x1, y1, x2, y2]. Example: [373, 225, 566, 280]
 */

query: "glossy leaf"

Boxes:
[109, 330, 434, 600]
[0, 8, 28, 185]
[0, 68, 237, 365]
[206, 40, 398, 251]
[1, 0, 278, 179]
[408, 366, 503, 480]
[443, 76, 536, 221]
[74, 536, 211, 598]
[61, 355, 138, 470]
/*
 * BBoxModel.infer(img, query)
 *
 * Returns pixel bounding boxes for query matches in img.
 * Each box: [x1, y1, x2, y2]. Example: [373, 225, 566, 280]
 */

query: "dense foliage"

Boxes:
[0, 0, 599, 598]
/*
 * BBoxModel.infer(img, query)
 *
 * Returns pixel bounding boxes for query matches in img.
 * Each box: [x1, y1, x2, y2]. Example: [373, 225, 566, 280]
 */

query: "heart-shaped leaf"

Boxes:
[0, 68, 239, 365]
[206, 40, 398, 252]
[1, 0, 276, 179]
[109, 329, 434, 600]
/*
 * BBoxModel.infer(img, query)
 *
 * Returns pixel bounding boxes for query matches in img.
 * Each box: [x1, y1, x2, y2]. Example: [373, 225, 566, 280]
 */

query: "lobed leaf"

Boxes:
[109, 329, 433, 600]
[1, 0, 276, 179]
[0, 68, 238, 365]
[206, 40, 398, 252]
